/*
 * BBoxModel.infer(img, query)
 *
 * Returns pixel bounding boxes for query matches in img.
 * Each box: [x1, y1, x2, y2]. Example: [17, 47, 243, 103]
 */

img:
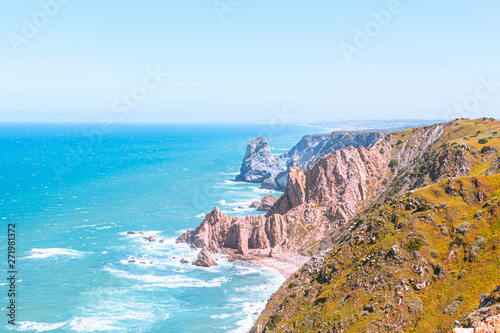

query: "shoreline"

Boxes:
[251, 255, 308, 279]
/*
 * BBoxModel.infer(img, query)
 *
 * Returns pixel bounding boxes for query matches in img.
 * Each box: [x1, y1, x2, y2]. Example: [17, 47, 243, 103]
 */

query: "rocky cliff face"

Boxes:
[250, 118, 500, 333]
[179, 118, 500, 332]
[251, 174, 500, 332]
[235, 137, 284, 186]
[276, 132, 385, 190]
[451, 285, 500, 332]
[281, 131, 385, 170]
[178, 137, 393, 258]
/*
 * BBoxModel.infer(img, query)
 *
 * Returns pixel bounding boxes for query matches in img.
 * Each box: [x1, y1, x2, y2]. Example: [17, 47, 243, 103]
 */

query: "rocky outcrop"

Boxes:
[274, 132, 384, 190]
[281, 131, 384, 170]
[250, 194, 278, 211]
[178, 138, 392, 258]
[235, 137, 284, 188]
[266, 167, 306, 217]
[192, 248, 217, 267]
[267, 139, 393, 218]
[452, 285, 500, 332]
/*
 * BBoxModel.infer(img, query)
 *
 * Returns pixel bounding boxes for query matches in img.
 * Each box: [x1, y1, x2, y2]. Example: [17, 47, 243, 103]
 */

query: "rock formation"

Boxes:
[281, 131, 384, 170]
[249, 118, 500, 332]
[451, 285, 500, 332]
[250, 194, 278, 211]
[275, 132, 385, 189]
[192, 248, 217, 267]
[178, 138, 392, 258]
[235, 137, 284, 188]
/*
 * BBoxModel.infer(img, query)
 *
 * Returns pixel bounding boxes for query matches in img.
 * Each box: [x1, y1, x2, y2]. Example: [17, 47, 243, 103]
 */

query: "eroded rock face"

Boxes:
[454, 285, 500, 332]
[250, 194, 278, 212]
[268, 139, 392, 219]
[266, 167, 306, 217]
[235, 137, 284, 187]
[275, 132, 385, 189]
[192, 248, 217, 267]
[178, 139, 392, 258]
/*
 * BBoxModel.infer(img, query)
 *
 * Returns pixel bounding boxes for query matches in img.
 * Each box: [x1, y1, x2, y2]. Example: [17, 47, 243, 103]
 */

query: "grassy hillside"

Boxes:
[252, 119, 500, 333]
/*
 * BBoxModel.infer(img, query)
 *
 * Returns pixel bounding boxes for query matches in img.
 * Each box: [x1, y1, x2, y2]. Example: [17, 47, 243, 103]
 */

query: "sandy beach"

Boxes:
[253, 255, 309, 279]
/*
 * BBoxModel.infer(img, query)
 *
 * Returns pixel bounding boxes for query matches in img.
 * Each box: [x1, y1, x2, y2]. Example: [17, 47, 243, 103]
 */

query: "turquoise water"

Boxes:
[0, 123, 318, 333]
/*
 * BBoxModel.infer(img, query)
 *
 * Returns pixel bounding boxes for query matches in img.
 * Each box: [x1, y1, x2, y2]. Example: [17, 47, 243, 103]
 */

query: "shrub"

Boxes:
[481, 146, 494, 154]
[379, 148, 385, 155]
[397, 139, 404, 145]
[478, 138, 489, 144]
[431, 250, 440, 259]
[288, 282, 295, 289]
[266, 313, 282, 330]
[457, 222, 471, 235]
[406, 237, 425, 251]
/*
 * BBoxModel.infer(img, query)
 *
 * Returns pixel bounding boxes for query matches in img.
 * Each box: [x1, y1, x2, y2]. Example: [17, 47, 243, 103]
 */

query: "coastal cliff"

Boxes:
[249, 118, 500, 332]
[179, 118, 500, 332]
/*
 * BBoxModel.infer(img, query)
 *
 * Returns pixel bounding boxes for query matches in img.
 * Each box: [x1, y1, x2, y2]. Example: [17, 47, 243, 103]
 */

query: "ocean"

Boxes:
[0, 123, 320, 333]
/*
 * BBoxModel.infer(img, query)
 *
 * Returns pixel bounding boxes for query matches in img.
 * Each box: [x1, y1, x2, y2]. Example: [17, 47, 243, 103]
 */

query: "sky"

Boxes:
[0, 0, 499, 122]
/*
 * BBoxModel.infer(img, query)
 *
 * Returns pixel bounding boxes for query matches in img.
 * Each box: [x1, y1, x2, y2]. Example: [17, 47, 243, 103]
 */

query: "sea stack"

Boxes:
[235, 137, 284, 189]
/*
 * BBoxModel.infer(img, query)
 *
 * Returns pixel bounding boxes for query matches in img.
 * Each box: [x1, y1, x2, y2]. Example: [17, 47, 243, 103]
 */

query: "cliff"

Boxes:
[178, 118, 500, 332]
[251, 174, 500, 332]
[249, 117, 500, 332]
[178, 137, 392, 258]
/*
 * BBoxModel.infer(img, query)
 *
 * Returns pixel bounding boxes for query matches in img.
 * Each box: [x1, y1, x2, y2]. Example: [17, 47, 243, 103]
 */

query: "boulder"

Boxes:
[193, 248, 218, 267]
[257, 194, 277, 211]
[180, 258, 189, 264]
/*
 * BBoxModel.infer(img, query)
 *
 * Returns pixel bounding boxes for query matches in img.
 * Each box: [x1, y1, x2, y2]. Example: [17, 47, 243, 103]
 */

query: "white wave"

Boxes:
[68, 317, 121, 332]
[211, 313, 232, 319]
[95, 226, 112, 230]
[104, 267, 226, 288]
[25, 248, 85, 259]
[16, 321, 66, 332]
[218, 199, 227, 205]
[195, 213, 205, 218]
[225, 200, 253, 207]
[118, 230, 161, 237]
[73, 224, 96, 229]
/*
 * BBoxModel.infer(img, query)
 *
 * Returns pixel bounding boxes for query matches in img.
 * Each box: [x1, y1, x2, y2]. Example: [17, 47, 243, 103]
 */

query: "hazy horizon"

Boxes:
[1, 1, 499, 122]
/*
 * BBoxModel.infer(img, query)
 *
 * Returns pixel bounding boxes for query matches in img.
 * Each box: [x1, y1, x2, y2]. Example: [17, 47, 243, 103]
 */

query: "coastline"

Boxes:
[252, 255, 309, 279]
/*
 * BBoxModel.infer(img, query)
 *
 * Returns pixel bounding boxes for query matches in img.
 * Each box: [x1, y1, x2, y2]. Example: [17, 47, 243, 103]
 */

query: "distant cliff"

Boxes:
[236, 131, 385, 190]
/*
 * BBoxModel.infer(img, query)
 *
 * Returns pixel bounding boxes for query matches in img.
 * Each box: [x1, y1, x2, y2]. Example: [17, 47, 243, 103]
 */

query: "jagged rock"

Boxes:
[266, 167, 307, 217]
[235, 137, 284, 188]
[277, 132, 384, 189]
[143, 236, 155, 242]
[127, 231, 135, 235]
[282, 132, 384, 170]
[192, 248, 217, 267]
[249, 201, 260, 208]
[257, 194, 277, 211]
[180, 258, 189, 264]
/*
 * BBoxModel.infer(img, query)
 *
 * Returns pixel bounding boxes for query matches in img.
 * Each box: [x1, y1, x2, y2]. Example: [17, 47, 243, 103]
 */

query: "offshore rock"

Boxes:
[192, 248, 217, 267]
[235, 137, 284, 188]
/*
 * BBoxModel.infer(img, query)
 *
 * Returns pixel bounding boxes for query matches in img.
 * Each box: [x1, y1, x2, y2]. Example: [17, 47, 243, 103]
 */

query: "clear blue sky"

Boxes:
[1, 0, 499, 122]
